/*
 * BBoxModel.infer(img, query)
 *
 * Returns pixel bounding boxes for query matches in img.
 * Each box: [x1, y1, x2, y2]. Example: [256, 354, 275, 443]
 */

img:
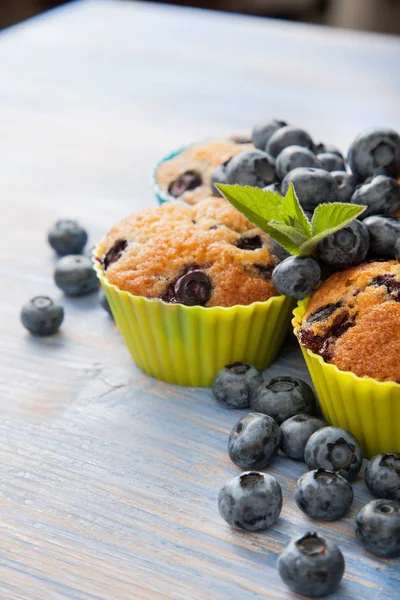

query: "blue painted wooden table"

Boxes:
[0, 1, 399, 598]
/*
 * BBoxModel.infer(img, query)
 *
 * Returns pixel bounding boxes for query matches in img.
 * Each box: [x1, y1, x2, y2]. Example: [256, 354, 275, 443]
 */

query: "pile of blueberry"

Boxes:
[213, 362, 400, 597]
[213, 122, 400, 299]
[21, 219, 112, 336]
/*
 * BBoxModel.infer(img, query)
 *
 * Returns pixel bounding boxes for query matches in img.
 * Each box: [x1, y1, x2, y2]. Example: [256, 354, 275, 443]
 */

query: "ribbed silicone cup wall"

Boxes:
[293, 299, 400, 458]
[95, 259, 294, 387]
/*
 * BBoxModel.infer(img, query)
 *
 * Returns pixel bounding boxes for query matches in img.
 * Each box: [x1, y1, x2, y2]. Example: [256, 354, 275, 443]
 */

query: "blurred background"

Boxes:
[1, 0, 400, 33]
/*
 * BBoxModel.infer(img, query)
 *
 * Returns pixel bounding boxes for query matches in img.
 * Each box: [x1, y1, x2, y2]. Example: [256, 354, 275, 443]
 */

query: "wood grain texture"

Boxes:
[0, 1, 400, 598]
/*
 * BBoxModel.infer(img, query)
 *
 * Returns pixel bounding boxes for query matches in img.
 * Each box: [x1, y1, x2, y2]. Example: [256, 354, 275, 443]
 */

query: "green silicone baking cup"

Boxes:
[293, 298, 400, 457]
[94, 256, 294, 387]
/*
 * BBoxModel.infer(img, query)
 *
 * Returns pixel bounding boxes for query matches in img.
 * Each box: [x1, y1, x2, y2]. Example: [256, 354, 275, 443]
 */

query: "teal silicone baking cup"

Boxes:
[152, 145, 190, 205]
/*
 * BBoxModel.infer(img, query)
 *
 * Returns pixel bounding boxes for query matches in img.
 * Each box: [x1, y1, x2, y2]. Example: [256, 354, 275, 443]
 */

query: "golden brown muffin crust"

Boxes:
[299, 261, 400, 382]
[98, 197, 280, 308]
[156, 139, 253, 205]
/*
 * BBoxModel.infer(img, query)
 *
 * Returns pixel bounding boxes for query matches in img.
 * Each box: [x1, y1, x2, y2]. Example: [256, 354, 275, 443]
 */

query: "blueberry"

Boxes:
[317, 152, 346, 173]
[236, 235, 263, 250]
[275, 145, 322, 180]
[278, 532, 345, 597]
[212, 362, 263, 409]
[48, 219, 88, 256]
[54, 255, 99, 296]
[295, 468, 353, 521]
[21, 296, 64, 336]
[226, 150, 276, 187]
[281, 168, 338, 211]
[365, 453, 400, 500]
[251, 119, 287, 150]
[266, 126, 314, 158]
[268, 237, 290, 261]
[304, 426, 363, 482]
[317, 219, 370, 269]
[347, 127, 400, 180]
[272, 256, 321, 300]
[355, 499, 400, 557]
[331, 170, 357, 203]
[101, 239, 128, 270]
[315, 142, 343, 158]
[211, 162, 228, 196]
[396, 237, 400, 262]
[168, 171, 202, 197]
[363, 215, 400, 258]
[218, 471, 282, 531]
[350, 175, 400, 217]
[228, 413, 281, 470]
[174, 270, 211, 306]
[251, 376, 316, 425]
[280, 414, 326, 461]
[99, 289, 113, 318]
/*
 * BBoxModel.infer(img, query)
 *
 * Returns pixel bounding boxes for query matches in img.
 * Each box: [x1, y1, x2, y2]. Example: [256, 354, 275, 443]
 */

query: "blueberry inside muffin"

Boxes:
[298, 261, 400, 382]
[98, 197, 281, 308]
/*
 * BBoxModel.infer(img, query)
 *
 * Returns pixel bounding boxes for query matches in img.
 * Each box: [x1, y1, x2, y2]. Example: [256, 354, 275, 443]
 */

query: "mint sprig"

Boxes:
[216, 183, 366, 257]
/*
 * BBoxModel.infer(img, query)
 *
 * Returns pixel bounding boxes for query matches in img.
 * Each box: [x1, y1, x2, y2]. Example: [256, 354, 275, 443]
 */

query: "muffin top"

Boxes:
[97, 197, 280, 308]
[156, 138, 253, 204]
[298, 261, 400, 382]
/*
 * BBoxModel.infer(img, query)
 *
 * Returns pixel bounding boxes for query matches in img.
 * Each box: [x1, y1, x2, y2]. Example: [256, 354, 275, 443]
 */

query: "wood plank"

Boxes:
[0, 1, 399, 598]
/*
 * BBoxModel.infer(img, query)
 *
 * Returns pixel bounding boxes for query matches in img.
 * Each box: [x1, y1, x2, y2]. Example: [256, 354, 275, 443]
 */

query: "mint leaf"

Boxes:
[267, 221, 309, 256]
[311, 202, 366, 236]
[216, 184, 283, 231]
[217, 182, 367, 259]
[281, 183, 312, 237]
[295, 202, 365, 256]
[260, 224, 303, 255]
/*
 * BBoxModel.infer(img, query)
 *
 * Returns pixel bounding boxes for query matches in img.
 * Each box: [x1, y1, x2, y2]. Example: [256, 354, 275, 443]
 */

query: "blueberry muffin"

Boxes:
[155, 138, 253, 204]
[298, 261, 400, 382]
[97, 197, 280, 308]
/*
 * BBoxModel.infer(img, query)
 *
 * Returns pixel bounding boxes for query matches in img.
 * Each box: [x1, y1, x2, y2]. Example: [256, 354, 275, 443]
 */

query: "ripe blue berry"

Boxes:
[280, 414, 326, 461]
[295, 468, 354, 521]
[331, 170, 357, 203]
[317, 152, 346, 172]
[363, 215, 400, 258]
[21, 296, 64, 336]
[252, 119, 287, 150]
[210, 162, 228, 196]
[218, 471, 282, 531]
[350, 175, 400, 217]
[48, 219, 88, 256]
[278, 532, 345, 597]
[226, 149, 276, 187]
[365, 453, 400, 501]
[304, 426, 363, 482]
[281, 167, 338, 211]
[266, 126, 314, 158]
[355, 499, 400, 557]
[275, 145, 322, 180]
[315, 142, 343, 158]
[228, 413, 281, 470]
[212, 362, 263, 409]
[168, 171, 202, 197]
[268, 237, 290, 261]
[272, 256, 321, 300]
[54, 255, 99, 296]
[317, 219, 370, 269]
[347, 127, 400, 180]
[251, 376, 316, 425]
